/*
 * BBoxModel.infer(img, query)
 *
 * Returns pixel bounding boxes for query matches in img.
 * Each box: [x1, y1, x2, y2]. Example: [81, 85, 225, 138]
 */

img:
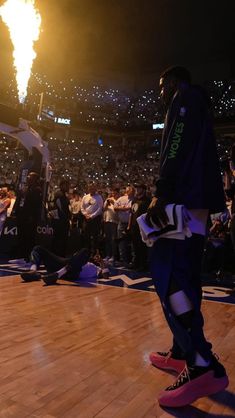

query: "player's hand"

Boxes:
[146, 197, 169, 228]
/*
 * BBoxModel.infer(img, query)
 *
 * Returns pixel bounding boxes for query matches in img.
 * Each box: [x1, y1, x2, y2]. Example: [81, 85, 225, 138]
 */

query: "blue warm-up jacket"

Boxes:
[156, 84, 225, 214]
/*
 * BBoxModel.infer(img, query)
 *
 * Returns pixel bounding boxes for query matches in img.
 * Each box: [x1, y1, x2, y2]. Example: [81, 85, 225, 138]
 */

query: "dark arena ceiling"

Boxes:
[0, 0, 234, 89]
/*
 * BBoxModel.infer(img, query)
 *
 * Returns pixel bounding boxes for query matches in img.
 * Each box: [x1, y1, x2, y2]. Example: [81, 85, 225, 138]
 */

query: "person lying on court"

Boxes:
[20, 245, 92, 285]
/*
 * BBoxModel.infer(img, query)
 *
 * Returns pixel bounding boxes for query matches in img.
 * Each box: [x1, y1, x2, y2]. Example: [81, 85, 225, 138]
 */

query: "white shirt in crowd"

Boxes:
[103, 198, 119, 223]
[114, 195, 133, 223]
[81, 193, 103, 219]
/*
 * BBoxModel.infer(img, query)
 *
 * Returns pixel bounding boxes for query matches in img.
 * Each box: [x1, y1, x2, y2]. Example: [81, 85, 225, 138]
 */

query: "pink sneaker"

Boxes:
[158, 361, 229, 407]
[149, 351, 185, 374]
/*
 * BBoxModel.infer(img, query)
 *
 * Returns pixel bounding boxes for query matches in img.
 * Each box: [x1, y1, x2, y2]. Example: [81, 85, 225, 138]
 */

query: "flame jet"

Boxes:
[0, 0, 41, 103]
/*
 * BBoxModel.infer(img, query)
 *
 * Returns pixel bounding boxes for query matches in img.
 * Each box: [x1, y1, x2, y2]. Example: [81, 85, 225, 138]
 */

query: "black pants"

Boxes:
[83, 216, 102, 253]
[131, 225, 148, 270]
[31, 245, 89, 278]
[149, 234, 213, 365]
[17, 219, 37, 261]
[103, 222, 118, 258]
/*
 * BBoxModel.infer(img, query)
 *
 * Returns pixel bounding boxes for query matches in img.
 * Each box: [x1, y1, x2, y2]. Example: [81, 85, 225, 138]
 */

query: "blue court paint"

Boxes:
[0, 261, 234, 305]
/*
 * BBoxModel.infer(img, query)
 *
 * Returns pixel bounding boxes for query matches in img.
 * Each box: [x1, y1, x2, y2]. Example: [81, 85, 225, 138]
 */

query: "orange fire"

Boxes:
[0, 0, 41, 103]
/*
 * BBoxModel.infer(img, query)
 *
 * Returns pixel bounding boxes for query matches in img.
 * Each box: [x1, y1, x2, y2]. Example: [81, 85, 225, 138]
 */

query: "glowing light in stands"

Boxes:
[3, 74, 235, 127]
[152, 123, 164, 130]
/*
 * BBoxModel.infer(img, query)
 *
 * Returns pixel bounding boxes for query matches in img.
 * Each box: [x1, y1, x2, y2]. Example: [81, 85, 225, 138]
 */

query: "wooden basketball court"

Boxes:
[0, 274, 234, 417]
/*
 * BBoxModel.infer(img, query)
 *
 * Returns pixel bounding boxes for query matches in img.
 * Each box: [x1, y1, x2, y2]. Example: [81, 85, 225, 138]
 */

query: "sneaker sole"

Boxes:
[149, 352, 185, 374]
[21, 273, 41, 282]
[42, 276, 58, 285]
[158, 371, 229, 407]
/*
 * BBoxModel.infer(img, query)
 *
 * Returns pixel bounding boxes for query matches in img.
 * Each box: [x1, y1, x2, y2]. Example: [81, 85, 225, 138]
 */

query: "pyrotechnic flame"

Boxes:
[0, 0, 41, 103]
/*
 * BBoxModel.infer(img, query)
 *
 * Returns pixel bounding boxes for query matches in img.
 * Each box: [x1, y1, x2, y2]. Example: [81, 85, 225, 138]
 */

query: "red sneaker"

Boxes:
[158, 361, 229, 407]
[149, 351, 185, 373]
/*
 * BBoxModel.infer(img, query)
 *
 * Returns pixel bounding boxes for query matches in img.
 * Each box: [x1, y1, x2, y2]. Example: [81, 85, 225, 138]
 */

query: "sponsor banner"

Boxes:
[0, 218, 54, 255]
[35, 222, 54, 248]
[0, 217, 18, 255]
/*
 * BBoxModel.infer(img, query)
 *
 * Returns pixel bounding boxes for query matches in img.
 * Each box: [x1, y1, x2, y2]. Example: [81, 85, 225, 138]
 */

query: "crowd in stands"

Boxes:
[46, 153, 235, 276]
[206, 80, 235, 119]
[0, 133, 160, 192]
[2, 74, 235, 129]
[0, 131, 233, 194]
[0, 169, 234, 276]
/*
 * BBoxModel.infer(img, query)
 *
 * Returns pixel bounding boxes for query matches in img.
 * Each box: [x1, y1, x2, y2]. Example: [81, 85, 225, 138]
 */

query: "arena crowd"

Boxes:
[0, 75, 234, 276]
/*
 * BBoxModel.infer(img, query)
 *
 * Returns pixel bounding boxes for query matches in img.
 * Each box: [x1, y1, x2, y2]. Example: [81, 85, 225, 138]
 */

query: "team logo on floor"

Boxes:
[97, 267, 235, 305]
[0, 262, 234, 305]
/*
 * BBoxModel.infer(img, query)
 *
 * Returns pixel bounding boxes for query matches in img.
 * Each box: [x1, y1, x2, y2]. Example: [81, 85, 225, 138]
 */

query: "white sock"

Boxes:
[56, 266, 68, 278]
[169, 291, 210, 367]
[30, 264, 37, 271]
[194, 352, 210, 367]
[169, 290, 193, 315]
